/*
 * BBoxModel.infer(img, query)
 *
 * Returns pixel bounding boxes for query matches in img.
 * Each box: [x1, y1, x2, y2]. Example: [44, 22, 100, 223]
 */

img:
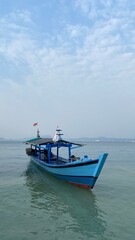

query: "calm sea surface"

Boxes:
[0, 141, 135, 240]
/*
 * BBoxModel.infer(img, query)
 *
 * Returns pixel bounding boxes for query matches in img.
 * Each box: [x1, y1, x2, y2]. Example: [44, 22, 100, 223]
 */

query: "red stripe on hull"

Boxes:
[68, 181, 93, 189]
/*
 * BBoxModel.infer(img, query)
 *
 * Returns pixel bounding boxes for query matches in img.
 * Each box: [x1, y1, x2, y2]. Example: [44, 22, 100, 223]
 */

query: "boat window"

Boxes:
[51, 147, 69, 159]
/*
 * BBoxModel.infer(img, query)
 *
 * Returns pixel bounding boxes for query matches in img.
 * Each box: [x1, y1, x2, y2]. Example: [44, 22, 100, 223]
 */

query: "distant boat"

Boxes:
[24, 128, 108, 189]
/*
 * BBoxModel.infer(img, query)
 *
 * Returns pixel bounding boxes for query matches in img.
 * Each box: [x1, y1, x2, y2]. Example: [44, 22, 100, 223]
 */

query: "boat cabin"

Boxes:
[25, 128, 83, 164]
[25, 137, 83, 164]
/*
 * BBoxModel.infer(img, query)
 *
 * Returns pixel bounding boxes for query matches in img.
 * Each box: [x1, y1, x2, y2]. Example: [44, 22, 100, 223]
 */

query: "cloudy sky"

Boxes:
[0, 0, 135, 139]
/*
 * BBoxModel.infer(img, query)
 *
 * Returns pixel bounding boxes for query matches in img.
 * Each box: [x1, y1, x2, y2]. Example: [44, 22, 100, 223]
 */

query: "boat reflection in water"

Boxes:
[24, 161, 108, 240]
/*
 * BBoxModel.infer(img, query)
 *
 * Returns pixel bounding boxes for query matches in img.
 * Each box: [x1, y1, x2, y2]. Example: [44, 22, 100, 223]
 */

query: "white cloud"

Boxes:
[0, 5, 135, 138]
[10, 10, 32, 23]
[67, 24, 89, 38]
[75, 0, 135, 21]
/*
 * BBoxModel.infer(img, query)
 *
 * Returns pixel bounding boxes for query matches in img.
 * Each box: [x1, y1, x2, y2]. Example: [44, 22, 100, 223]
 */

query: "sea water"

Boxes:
[0, 141, 135, 240]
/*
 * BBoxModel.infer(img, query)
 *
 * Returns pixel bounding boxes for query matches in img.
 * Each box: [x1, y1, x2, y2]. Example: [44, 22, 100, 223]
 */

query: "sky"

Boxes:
[0, 0, 135, 139]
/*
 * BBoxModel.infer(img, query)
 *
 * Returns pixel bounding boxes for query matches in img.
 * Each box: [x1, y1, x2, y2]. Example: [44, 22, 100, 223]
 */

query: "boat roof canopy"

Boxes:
[25, 138, 53, 145]
[24, 137, 83, 146]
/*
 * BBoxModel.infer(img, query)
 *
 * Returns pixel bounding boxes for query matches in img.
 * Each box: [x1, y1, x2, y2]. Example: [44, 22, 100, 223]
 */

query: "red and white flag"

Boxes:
[33, 122, 38, 127]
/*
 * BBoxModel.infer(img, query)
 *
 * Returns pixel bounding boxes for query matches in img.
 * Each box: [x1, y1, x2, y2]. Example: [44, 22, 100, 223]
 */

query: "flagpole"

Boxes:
[33, 122, 40, 138]
[37, 128, 40, 138]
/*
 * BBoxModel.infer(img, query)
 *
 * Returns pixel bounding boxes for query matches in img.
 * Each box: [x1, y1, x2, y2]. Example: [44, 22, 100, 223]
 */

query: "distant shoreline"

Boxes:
[0, 137, 135, 143]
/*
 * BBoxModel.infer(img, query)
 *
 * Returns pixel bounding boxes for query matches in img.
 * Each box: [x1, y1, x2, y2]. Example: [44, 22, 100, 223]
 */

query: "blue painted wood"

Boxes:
[25, 137, 108, 189]
[29, 153, 108, 189]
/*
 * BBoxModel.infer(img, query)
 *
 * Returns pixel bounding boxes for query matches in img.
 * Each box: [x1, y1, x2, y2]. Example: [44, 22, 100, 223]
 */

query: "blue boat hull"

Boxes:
[30, 153, 108, 189]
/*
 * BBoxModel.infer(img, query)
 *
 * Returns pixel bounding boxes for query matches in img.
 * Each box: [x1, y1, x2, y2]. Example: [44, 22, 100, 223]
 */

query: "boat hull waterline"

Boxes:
[30, 153, 108, 189]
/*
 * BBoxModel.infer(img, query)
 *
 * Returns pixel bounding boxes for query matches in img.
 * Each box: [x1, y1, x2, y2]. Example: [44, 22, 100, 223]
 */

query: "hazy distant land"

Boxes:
[0, 136, 135, 143]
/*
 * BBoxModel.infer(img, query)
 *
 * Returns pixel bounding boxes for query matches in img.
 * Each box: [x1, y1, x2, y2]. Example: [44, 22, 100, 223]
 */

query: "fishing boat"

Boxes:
[25, 128, 108, 189]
